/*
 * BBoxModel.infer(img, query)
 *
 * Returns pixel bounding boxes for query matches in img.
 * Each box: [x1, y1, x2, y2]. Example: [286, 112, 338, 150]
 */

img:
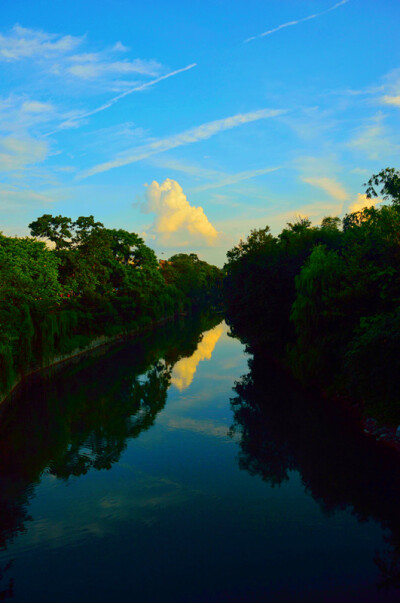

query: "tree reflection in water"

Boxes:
[230, 347, 400, 591]
[0, 313, 221, 594]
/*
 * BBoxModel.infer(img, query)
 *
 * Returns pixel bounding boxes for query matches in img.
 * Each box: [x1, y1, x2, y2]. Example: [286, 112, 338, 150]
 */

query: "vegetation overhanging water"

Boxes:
[1, 168, 400, 600]
[0, 314, 400, 601]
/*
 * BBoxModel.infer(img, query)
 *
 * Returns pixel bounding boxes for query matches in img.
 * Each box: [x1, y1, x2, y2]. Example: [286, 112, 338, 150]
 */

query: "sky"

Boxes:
[1, 0, 399, 266]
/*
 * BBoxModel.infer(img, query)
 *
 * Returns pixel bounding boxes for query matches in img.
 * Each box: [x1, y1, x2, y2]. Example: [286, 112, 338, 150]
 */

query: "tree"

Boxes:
[364, 168, 400, 205]
[0, 234, 60, 301]
[226, 227, 274, 264]
[29, 214, 73, 249]
[73, 216, 105, 243]
[320, 216, 341, 231]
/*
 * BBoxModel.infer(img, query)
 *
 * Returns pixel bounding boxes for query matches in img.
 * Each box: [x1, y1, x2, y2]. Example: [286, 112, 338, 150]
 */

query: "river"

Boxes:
[0, 315, 399, 602]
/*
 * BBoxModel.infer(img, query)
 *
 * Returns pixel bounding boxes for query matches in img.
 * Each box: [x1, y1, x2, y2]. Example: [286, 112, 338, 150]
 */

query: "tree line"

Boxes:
[223, 168, 400, 423]
[0, 214, 222, 398]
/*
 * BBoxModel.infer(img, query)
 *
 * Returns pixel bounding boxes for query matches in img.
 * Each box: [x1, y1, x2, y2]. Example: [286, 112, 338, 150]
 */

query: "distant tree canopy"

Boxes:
[160, 253, 222, 306]
[224, 168, 400, 422]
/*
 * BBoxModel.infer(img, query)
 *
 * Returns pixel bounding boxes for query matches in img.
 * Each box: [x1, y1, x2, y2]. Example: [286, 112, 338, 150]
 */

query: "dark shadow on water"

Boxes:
[230, 344, 400, 593]
[0, 312, 221, 592]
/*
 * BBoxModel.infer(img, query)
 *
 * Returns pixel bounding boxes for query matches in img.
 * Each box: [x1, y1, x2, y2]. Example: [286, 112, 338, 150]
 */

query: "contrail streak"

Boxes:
[245, 0, 350, 43]
[46, 63, 197, 135]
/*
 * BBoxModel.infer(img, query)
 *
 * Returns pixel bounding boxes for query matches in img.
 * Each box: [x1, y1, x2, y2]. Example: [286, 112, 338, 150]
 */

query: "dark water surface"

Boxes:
[1, 315, 400, 602]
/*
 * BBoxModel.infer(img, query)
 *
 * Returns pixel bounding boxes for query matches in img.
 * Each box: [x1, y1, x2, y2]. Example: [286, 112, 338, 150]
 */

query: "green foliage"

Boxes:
[224, 167, 400, 420]
[0, 215, 221, 398]
[223, 217, 342, 347]
[160, 253, 222, 309]
[345, 311, 400, 423]
[364, 167, 400, 205]
[0, 234, 61, 300]
[28, 214, 74, 249]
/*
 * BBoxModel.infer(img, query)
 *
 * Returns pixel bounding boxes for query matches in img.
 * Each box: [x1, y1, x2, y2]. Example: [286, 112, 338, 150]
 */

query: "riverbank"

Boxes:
[232, 332, 400, 458]
[0, 312, 180, 407]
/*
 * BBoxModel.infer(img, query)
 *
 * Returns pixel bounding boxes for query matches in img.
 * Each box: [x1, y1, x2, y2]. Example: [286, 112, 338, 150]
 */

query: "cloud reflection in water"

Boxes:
[171, 323, 224, 391]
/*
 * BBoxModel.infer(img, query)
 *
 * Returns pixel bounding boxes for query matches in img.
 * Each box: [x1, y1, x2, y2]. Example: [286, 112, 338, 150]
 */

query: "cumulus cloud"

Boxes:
[142, 178, 218, 246]
[348, 193, 381, 213]
[245, 0, 349, 43]
[171, 324, 224, 390]
[81, 108, 285, 178]
[302, 176, 349, 201]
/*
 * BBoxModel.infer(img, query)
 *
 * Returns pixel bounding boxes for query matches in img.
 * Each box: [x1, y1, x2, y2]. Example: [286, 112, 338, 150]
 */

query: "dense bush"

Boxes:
[224, 168, 400, 421]
[0, 216, 222, 398]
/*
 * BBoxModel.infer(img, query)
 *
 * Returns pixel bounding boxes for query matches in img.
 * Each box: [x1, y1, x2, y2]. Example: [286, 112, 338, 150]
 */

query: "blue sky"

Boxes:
[1, 0, 399, 265]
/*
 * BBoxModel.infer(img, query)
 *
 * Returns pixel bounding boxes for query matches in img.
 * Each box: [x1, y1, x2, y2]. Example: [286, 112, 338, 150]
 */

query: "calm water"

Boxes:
[1, 315, 400, 602]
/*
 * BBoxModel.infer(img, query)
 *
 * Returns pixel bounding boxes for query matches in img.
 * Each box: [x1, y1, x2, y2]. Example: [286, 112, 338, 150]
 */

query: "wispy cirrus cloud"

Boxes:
[348, 114, 400, 160]
[48, 63, 197, 134]
[381, 95, 400, 108]
[0, 24, 200, 219]
[302, 176, 349, 201]
[0, 95, 57, 133]
[80, 108, 285, 178]
[152, 158, 281, 191]
[0, 135, 48, 172]
[0, 184, 56, 209]
[0, 24, 185, 100]
[245, 0, 350, 43]
[191, 166, 281, 192]
[0, 24, 83, 61]
[379, 68, 400, 108]
[66, 50, 162, 80]
[150, 158, 222, 180]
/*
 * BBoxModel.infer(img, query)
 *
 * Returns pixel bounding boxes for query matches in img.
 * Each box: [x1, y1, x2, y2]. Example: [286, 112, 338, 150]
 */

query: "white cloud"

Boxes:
[349, 167, 369, 175]
[245, 0, 349, 43]
[381, 95, 400, 107]
[0, 24, 83, 61]
[0, 135, 48, 171]
[348, 116, 399, 160]
[150, 158, 222, 180]
[142, 178, 218, 246]
[153, 160, 281, 192]
[113, 41, 129, 53]
[166, 417, 229, 438]
[67, 56, 161, 79]
[0, 26, 183, 112]
[379, 68, 400, 108]
[171, 324, 224, 391]
[348, 193, 381, 213]
[0, 95, 57, 135]
[216, 200, 345, 242]
[0, 185, 55, 209]
[192, 166, 281, 192]
[80, 108, 285, 178]
[21, 100, 54, 114]
[302, 176, 349, 201]
[49, 63, 197, 134]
